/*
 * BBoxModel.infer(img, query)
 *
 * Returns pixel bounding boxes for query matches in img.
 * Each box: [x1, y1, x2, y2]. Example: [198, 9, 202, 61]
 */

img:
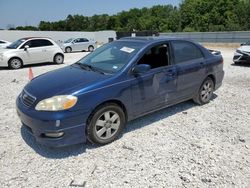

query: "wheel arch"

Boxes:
[86, 99, 128, 125]
[207, 74, 216, 86]
[8, 56, 23, 66]
[54, 52, 64, 58]
[88, 45, 94, 51]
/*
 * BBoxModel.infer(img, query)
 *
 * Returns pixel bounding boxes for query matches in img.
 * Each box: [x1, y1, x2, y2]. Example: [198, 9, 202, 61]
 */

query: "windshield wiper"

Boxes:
[75, 63, 105, 74]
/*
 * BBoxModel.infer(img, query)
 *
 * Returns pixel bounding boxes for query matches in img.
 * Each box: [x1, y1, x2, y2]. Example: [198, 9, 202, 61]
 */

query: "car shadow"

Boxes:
[231, 62, 250, 67]
[0, 62, 62, 70]
[22, 62, 62, 68]
[21, 94, 217, 159]
[21, 125, 97, 159]
[124, 94, 217, 133]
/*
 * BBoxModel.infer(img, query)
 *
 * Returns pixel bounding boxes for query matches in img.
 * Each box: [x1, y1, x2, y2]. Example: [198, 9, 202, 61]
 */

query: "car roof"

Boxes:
[21, 37, 52, 40]
[119, 36, 193, 44]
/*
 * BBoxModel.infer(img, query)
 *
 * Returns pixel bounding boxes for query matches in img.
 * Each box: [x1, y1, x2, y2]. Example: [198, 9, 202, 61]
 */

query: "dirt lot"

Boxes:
[0, 47, 249, 188]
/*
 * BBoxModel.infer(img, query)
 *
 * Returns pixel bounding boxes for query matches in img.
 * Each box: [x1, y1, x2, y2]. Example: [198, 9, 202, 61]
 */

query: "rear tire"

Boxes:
[88, 45, 94, 52]
[87, 103, 125, 145]
[9, 58, 23, 69]
[53, 54, 64, 64]
[65, 47, 72, 53]
[193, 77, 214, 105]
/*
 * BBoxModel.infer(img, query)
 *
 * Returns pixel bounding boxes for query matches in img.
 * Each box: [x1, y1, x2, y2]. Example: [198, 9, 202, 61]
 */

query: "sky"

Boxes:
[0, 0, 180, 29]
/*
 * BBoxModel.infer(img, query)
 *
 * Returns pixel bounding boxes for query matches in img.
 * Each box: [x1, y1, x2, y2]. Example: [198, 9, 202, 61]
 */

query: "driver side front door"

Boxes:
[130, 43, 177, 117]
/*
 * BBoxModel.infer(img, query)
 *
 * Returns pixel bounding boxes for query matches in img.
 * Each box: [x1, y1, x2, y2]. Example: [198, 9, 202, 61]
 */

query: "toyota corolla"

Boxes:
[16, 37, 224, 147]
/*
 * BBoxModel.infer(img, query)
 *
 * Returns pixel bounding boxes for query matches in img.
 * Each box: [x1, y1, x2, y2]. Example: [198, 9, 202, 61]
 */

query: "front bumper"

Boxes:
[233, 51, 250, 63]
[16, 97, 88, 147]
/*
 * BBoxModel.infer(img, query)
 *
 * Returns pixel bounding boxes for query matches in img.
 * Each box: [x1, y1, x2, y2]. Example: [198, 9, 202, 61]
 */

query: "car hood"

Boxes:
[238, 46, 250, 53]
[24, 65, 111, 99]
[0, 48, 15, 53]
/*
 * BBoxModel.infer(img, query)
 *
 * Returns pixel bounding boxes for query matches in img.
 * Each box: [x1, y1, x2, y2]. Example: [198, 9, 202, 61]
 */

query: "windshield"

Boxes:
[246, 41, 250, 45]
[75, 41, 143, 74]
[64, 38, 74, 43]
[7, 39, 26, 49]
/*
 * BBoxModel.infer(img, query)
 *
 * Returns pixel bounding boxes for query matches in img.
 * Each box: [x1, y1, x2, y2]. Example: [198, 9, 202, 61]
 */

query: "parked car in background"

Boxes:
[0, 37, 64, 69]
[62, 38, 96, 53]
[16, 37, 224, 147]
[0, 39, 11, 48]
[240, 40, 250, 46]
[233, 41, 250, 64]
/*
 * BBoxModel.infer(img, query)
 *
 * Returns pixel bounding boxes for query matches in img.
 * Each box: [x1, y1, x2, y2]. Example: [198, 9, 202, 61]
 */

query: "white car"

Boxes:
[0, 39, 11, 48]
[62, 38, 96, 53]
[233, 41, 250, 64]
[0, 37, 64, 69]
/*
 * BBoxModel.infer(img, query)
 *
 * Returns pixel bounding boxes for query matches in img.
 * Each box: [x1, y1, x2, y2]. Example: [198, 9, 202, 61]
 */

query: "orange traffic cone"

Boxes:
[28, 67, 34, 81]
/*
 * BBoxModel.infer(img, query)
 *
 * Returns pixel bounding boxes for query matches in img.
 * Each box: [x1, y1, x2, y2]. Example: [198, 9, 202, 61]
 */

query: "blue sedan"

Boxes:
[16, 37, 224, 147]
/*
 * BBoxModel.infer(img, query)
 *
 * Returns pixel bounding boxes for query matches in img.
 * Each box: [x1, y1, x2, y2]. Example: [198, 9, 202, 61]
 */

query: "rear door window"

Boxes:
[172, 41, 204, 64]
[39, 39, 53, 46]
[83, 38, 89, 42]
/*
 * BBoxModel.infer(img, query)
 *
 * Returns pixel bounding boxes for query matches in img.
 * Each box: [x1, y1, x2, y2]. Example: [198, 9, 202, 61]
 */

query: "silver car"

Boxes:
[233, 41, 250, 64]
[62, 38, 96, 53]
[0, 37, 64, 69]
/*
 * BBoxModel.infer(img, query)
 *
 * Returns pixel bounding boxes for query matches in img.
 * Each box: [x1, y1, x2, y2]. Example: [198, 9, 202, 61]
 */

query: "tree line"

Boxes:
[12, 0, 250, 32]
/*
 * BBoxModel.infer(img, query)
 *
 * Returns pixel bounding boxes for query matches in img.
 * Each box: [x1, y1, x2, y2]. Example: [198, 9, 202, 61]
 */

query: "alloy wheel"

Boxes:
[10, 58, 22, 69]
[200, 81, 213, 102]
[94, 110, 120, 140]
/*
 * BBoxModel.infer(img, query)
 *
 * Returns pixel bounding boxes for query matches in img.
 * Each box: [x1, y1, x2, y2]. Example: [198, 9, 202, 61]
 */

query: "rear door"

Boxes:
[81, 38, 90, 51]
[171, 40, 206, 99]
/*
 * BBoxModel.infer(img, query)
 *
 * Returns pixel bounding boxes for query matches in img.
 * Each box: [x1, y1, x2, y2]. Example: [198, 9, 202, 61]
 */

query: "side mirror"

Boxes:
[132, 64, 151, 75]
[24, 45, 29, 51]
[240, 43, 246, 46]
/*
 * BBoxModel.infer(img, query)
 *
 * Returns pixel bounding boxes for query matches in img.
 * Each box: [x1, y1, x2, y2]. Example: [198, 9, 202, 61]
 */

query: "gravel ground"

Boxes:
[0, 48, 249, 188]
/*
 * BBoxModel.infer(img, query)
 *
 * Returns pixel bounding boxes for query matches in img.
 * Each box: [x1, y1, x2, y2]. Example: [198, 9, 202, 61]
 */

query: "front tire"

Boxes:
[65, 47, 72, 53]
[54, 54, 64, 64]
[193, 77, 214, 105]
[87, 103, 125, 145]
[9, 58, 23, 69]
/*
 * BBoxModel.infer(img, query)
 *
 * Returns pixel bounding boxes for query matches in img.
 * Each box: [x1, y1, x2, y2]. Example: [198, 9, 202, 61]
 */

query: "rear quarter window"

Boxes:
[39, 39, 53, 46]
[172, 41, 204, 64]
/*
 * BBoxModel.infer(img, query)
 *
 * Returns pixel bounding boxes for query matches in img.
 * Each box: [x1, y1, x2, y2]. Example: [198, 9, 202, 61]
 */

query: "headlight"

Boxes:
[236, 49, 242, 54]
[35, 95, 78, 111]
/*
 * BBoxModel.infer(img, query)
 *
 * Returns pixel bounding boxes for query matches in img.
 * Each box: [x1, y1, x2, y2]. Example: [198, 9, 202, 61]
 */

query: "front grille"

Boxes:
[21, 90, 36, 107]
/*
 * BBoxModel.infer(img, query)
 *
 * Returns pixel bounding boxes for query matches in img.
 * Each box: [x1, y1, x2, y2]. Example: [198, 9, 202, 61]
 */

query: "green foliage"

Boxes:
[15, 26, 39, 31]
[11, 0, 250, 32]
